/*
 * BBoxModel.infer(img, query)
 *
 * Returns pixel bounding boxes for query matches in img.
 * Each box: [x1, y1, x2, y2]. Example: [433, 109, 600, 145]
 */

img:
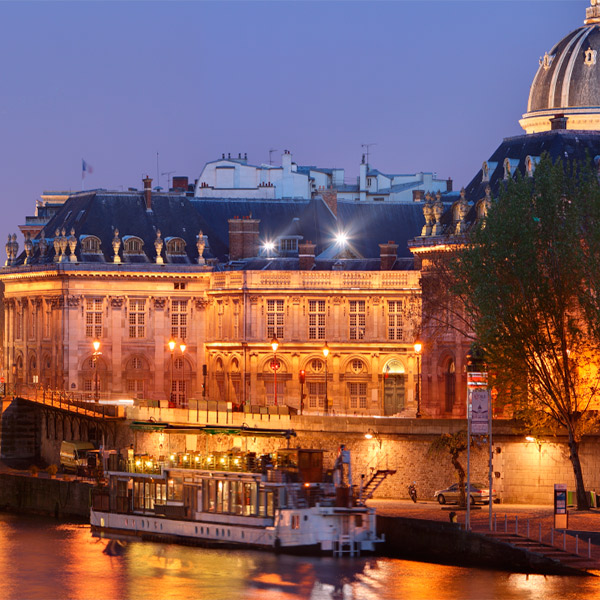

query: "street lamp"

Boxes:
[92, 339, 101, 403]
[414, 341, 422, 418]
[270, 336, 279, 406]
[168, 338, 176, 407]
[322, 341, 330, 415]
[180, 342, 186, 409]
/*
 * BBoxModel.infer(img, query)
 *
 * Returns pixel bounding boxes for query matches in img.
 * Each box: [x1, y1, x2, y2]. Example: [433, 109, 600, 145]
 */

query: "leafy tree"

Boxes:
[449, 155, 600, 510]
[428, 430, 483, 507]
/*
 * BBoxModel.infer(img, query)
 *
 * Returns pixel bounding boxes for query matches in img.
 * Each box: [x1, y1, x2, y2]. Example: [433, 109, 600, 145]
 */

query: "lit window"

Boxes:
[171, 300, 188, 340]
[85, 298, 103, 339]
[351, 359, 364, 374]
[348, 382, 367, 409]
[266, 299, 284, 339]
[129, 299, 146, 339]
[308, 300, 326, 340]
[349, 300, 366, 340]
[387, 301, 403, 341]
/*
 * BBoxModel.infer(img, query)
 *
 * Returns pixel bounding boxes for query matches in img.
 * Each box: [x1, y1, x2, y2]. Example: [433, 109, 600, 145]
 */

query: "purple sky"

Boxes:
[0, 0, 589, 255]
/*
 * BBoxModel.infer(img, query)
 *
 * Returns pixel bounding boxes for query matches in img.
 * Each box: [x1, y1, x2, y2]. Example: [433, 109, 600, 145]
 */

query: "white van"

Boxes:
[59, 441, 95, 473]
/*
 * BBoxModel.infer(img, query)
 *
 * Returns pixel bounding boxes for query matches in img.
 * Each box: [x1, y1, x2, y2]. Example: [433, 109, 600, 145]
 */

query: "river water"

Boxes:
[0, 514, 599, 600]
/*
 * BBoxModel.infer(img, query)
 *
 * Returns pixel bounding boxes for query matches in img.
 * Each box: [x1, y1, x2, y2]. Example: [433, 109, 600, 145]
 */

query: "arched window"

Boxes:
[166, 237, 186, 255]
[445, 359, 456, 413]
[124, 236, 144, 254]
[81, 236, 101, 254]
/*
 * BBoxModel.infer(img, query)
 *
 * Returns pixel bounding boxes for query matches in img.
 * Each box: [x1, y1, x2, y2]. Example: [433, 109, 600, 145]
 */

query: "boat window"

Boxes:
[168, 477, 183, 502]
[217, 480, 224, 513]
[266, 490, 274, 518]
[355, 515, 363, 528]
[258, 490, 267, 517]
[244, 482, 257, 516]
[222, 480, 230, 514]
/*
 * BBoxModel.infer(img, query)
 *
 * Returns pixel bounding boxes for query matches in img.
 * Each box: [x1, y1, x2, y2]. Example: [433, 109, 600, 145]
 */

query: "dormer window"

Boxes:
[166, 237, 186, 255]
[124, 237, 144, 254]
[279, 238, 298, 252]
[80, 235, 101, 254]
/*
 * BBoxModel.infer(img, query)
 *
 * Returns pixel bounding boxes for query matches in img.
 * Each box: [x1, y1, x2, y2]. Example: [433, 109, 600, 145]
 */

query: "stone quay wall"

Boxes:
[2, 398, 597, 505]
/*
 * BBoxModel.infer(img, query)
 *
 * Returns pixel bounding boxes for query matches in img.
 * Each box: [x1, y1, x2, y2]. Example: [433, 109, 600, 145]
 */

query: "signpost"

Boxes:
[466, 369, 492, 531]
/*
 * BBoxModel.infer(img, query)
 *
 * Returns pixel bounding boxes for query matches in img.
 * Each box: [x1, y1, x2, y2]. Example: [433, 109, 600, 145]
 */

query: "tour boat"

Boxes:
[90, 445, 384, 556]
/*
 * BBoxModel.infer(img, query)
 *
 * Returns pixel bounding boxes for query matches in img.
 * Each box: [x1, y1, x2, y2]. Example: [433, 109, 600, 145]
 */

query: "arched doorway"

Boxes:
[382, 359, 405, 416]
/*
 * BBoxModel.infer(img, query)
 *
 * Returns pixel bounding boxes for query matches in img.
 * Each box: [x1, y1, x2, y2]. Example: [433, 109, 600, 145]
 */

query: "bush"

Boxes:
[28, 465, 39, 476]
[46, 464, 58, 477]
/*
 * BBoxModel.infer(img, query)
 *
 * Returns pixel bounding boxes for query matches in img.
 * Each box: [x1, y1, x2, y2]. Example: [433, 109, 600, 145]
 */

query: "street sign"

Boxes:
[470, 388, 490, 434]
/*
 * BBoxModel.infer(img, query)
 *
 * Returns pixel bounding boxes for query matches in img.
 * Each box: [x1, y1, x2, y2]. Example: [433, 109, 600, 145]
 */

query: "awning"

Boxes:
[130, 421, 296, 439]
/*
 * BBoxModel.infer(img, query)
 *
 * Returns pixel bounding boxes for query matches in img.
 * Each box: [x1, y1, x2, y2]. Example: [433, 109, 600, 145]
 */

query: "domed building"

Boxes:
[411, 0, 600, 418]
[521, 0, 600, 134]
[462, 0, 600, 204]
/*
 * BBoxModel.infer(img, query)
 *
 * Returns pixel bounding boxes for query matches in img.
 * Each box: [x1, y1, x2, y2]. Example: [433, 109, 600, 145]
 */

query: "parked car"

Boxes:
[433, 482, 497, 505]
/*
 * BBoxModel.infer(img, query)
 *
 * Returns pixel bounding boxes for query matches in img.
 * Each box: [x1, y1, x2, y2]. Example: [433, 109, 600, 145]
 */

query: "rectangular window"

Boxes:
[308, 300, 326, 340]
[28, 308, 36, 340]
[280, 238, 297, 252]
[265, 381, 284, 406]
[44, 304, 51, 339]
[266, 299, 284, 339]
[171, 300, 188, 340]
[348, 382, 368, 409]
[387, 300, 403, 341]
[129, 299, 146, 339]
[349, 300, 366, 340]
[15, 310, 23, 341]
[307, 382, 326, 409]
[85, 298, 103, 339]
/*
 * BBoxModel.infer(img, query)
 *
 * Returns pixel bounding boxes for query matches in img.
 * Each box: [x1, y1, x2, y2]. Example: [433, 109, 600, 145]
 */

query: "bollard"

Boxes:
[515, 515, 519, 535]
[539, 522, 542, 544]
[576, 534, 579, 555]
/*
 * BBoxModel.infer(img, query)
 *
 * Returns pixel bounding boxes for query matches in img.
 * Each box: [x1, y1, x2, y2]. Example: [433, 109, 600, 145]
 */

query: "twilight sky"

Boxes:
[0, 0, 589, 256]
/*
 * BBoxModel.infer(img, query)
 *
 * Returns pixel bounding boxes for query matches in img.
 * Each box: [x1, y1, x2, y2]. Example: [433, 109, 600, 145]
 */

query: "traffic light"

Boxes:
[299, 369, 306, 384]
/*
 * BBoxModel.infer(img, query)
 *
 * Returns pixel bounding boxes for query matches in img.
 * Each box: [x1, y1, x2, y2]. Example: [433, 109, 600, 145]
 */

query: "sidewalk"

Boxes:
[369, 499, 600, 569]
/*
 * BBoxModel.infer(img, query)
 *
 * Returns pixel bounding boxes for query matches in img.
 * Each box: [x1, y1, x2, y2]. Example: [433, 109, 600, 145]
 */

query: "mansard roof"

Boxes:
[465, 130, 600, 203]
[12, 188, 428, 268]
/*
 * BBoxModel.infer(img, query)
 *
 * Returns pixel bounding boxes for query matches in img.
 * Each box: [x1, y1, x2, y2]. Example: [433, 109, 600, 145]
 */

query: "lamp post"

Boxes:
[414, 341, 422, 418]
[92, 340, 101, 403]
[270, 336, 279, 406]
[322, 341, 330, 415]
[180, 342, 186, 409]
[168, 338, 176, 407]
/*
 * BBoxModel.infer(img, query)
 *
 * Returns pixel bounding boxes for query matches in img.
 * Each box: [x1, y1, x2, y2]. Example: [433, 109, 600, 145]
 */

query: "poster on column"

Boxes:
[470, 389, 490, 434]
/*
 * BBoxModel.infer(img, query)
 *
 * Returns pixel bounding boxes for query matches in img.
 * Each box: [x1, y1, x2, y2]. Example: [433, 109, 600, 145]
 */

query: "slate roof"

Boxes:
[465, 130, 600, 203]
[15, 189, 428, 268]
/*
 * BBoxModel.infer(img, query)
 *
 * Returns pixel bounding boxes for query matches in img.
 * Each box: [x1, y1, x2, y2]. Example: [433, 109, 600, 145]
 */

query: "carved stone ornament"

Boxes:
[194, 298, 209, 310]
[67, 295, 81, 308]
[110, 296, 125, 308]
[153, 297, 167, 309]
[53, 229, 61, 262]
[49, 297, 64, 309]
[585, 47, 597, 67]
[24, 233, 34, 265]
[154, 229, 164, 264]
[112, 229, 122, 264]
[432, 193, 444, 236]
[455, 189, 469, 234]
[197, 230, 206, 266]
[59, 229, 68, 263]
[38, 236, 48, 258]
[421, 196, 434, 236]
[68, 228, 77, 262]
[5, 234, 19, 266]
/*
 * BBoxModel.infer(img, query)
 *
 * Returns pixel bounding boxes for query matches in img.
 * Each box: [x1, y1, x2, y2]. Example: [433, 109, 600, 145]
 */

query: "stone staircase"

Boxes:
[359, 469, 397, 502]
[486, 532, 600, 573]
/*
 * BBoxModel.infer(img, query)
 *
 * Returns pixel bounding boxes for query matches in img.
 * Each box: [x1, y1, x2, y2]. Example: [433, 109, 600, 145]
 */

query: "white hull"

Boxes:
[91, 505, 381, 555]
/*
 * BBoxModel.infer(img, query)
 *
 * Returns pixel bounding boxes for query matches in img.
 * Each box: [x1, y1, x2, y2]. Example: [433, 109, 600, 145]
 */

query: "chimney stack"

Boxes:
[143, 176, 153, 211]
[379, 240, 398, 270]
[321, 187, 338, 215]
[412, 190, 425, 202]
[299, 240, 316, 270]
[228, 216, 260, 260]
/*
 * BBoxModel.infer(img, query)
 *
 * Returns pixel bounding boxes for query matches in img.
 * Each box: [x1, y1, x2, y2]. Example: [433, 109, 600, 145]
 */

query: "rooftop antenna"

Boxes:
[156, 152, 160, 189]
[162, 171, 175, 190]
[361, 143, 376, 166]
[268, 148, 278, 166]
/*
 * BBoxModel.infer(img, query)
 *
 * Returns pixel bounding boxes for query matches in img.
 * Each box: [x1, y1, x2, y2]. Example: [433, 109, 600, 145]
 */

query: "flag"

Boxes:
[82, 159, 94, 177]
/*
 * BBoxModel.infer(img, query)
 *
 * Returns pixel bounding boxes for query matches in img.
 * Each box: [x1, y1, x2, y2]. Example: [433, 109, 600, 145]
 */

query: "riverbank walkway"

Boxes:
[370, 499, 600, 574]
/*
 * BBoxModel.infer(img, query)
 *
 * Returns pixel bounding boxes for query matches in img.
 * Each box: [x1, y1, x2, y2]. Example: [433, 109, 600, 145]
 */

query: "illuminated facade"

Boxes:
[1, 180, 428, 417]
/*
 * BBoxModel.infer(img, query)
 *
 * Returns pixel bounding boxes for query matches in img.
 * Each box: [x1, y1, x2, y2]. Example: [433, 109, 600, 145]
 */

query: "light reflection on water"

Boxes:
[0, 514, 599, 600]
